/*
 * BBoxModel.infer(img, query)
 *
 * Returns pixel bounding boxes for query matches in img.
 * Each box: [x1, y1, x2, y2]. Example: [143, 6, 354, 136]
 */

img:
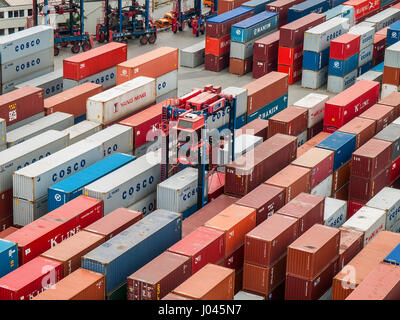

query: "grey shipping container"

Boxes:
[0, 25, 54, 64]
[301, 66, 328, 89]
[180, 41, 206, 68]
[61, 121, 102, 145]
[0, 130, 69, 193]
[156, 89, 178, 104]
[0, 144, 6, 152]
[128, 191, 157, 217]
[13, 139, 104, 201]
[81, 209, 182, 294]
[13, 195, 48, 226]
[364, 8, 400, 31]
[6, 112, 45, 132]
[1, 48, 54, 84]
[0, 118, 5, 147]
[15, 69, 63, 98]
[356, 70, 383, 83]
[374, 123, 400, 161]
[83, 150, 161, 215]
[348, 25, 375, 50]
[2, 67, 54, 94]
[6, 112, 74, 147]
[324, 197, 347, 228]
[327, 69, 357, 93]
[384, 42, 400, 69]
[63, 66, 117, 91]
[230, 34, 265, 60]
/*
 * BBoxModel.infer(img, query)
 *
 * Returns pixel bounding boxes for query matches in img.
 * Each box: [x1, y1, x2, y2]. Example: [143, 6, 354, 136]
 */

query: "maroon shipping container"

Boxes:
[205, 53, 230, 72]
[266, 280, 285, 300]
[0, 86, 43, 127]
[339, 228, 364, 270]
[224, 134, 297, 196]
[182, 195, 238, 238]
[347, 200, 365, 219]
[237, 118, 269, 140]
[244, 214, 298, 267]
[167, 226, 225, 275]
[351, 138, 392, 179]
[337, 117, 376, 149]
[252, 58, 278, 79]
[359, 104, 396, 134]
[349, 166, 391, 202]
[242, 72, 288, 115]
[83, 208, 142, 241]
[0, 189, 13, 222]
[63, 42, 127, 81]
[378, 91, 400, 118]
[373, 34, 386, 61]
[286, 224, 340, 279]
[332, 161, 351, 192]
[253, 31, 280, 62]
[127, 251, 192, 300]
[383, 66, 400, 86]
[307, 121, 324, 140]
[205, 10, 254, 38]
[264, 165, 312, 203]
[291, 147, 334, 189]
[266, 0, 305, 25]
[279, 13, 326, 48]
[285, 256, 340, 300]
[268, 106, 308, 138]
[0, 215, 12, 232]
[229, 57, 253, 76]
[224, 244, 244, 272]
[243, 253, 287, 296]
[275, 192, 324, 236]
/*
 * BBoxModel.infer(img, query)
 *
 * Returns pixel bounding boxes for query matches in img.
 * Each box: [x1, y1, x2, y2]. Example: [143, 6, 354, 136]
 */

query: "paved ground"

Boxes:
[53, 2, 337, 104]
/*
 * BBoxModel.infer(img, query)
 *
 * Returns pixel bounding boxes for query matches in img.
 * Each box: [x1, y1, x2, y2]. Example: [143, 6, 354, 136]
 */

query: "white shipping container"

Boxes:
[0, 25, 54, 64]
[127, 191, 157, 217]
[366, 187, 400, 231]
[364, 8, 400, 31]
[13, 195, 48, 226]
[293, 93, 329, 128]
[358, 45, 373, 67]
[218, 134, 262, 166]
[86, 76, 156, 125]
[2, 67, 54, 95]
[0, 118, 5, 146]
[297, 130, 307, 147]
[381, 83, 399, 99]
[156, 70, 178, 97]
[61, 121, 102, 145]
[324, 197, 347, 228]
[6, 112, 74, 147]
[0, 130, 69, 193]
[349, 25, 375, 50]
[6, 112, 45, 132]
[327, 69, 358, 93]
[157, 167, 207, 213]
[15, 69, 63, 98]
[83, 150, 161, 215]
[180, 41, 206, 68]
[341, 206, 386, 246]
[311, 174, 333, 197]
[301, 67, 328, 89]
[384, 42, 400, 68]
[62, 66, 117, 91]
[303, 17, 350, 52]
[13, 139, 104, 201]
[356, 70, 383, 83]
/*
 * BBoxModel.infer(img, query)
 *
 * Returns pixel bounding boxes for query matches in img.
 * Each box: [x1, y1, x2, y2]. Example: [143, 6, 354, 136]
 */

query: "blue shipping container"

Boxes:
[219, 113, 247, 130]
[372, 61, 384, 72]
[328, 53, 359, 77]
[0, 239, 18, 278]
[207, 7, 254, 24]
[316, 131, 356, 171]
[287, 0, 330, 23]
[231, 11, 278, 43]
[387, 21, 400, 46]
[241, 0, 274, 14]
[357, 60, 373, 76]
[182, 204, 199, 220]
[329, 0, 347, 8]
[324, 5, 355, 25]
[48, 153, 135, 211]
[247, 94, 288, 122]
[81, 209, 182, 294]
[384, 243, 400, 265]
[74, 114, 86, 124]
[303, 48, 330, 71]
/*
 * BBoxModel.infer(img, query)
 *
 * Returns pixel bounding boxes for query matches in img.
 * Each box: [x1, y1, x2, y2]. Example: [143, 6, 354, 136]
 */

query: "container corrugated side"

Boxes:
[13, 195, 48, 226]
[14, 69, 63, 99]
[128, 191, 157, 217]
[83, 150, 161, 214]
[0, 239, 18, 277]
[324, 197, 347, 227]
[6, 112, 74, 147]
[81, 209, 182, 295]
[63, 67, 117, 91]
[61, 121, 102, 145]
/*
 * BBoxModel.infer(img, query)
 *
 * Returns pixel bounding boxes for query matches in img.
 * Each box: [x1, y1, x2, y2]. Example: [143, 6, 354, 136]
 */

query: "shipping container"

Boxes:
[387, 20, 400, 45]
[303, 48, 330, 71]
[330, 33, 361, 60]
[219, 134, 263, 166]
[238, 118, 269, 140]
[337, 117, 376, 149]
[297, 131, 331, 157]
[287, 0, 330, 23]
[7, 112, 45, 132]
[365, 8, 400, 31]
[234, 291, 265, 300]
[301, 66, 329, 89]
[267, 106, 308, 138]
[357, 70, 383, 83]
[13, 195, 49, 226]
[180, 41, 206, 68]
[338, 227, 363, 269]
[327, 69, 358, 93]
[229, 57, 253, 76]
[127, 191, 157, 216]
[253, 31, 279, 61]
[81, 209, 181, 294]
[383, 65, 400, 86]
[278, 45, 304, 66]
[15, 69, 63, 99]
[0, 239, 18, 277]
[324, 197, 347, 228]
[266, 0, 304, 25]
[343, 0, 380, 21]
[293, 93, 329, 128]
[374, 123, 400, 160]
[325, 5, 355, 26]
[206, 35, 231, 56]
[277, 63, 302, 85]
[61, 121, 102, 145]
[0, 227, 19, 239]
[63, 67, 117, 91]
[328, 53, 359, 77]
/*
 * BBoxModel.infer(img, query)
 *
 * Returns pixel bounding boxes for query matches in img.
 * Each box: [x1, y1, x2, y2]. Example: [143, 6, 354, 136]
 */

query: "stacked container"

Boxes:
[387, 20, 400, 46]
[302, 17, 350, 89]
[205, 7, 254, 72]
[266, 0, 304, 27]
[348, 25, 375, 77]
[229, 11, 279, 75]
[342, 0, 380, 24]
[327, 33, 361, 93]
[373, 33, 387, 67]
[287, 0, 330, 23]
[15, 69, 63, 99]
[0, 26, 55, 94]
[253, 31, 280, 78]
[324, 5, 355, 26]
[278, 13, 326, 85]
[382, 41, 400, 98]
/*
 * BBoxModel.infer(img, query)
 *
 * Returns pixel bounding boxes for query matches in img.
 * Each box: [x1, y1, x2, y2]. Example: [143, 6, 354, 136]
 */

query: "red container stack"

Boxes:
[252, 31, 280, 79]
[277, 13, 326, 84]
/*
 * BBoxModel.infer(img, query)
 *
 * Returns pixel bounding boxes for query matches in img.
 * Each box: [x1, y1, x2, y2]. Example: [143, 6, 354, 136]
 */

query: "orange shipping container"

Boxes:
[172, 264, 235, 300]
[205, 204, 256, 255]
[332, 231, 400, 300]
[44, 83, 103, 118]
[33, 268, 105, 300]
[116, 47, 179, 85]
[206, 35, 231, 56]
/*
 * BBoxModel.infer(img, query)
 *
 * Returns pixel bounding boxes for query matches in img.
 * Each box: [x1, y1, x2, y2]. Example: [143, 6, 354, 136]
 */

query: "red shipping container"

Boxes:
[119, 103, 163, 148]
[349, 166, 391, 202]
[224, 244, 244, 272]
[238, 118, 269, 140]
[252, 58, 278, 79]
[205, 11, 254, 38]
[268, 106, 308, 138]
[329, 34, 361, 60]
[292, 147, 334, 189]
[235, 184, 286, 225]
[347, 200, 365, 219]
[0, 226, 19, 239]
[0, 256, 63, 300]
[253, 31, 280, 62]
[337, 117, 376, 149]
[286, 224, 340, 279]
[278, 45, 304, 66]
[339, 227, 364, 269]
[323, 80, 380, 129]
[168, 226, 225, 275]
[276, 192, 324, 236]
[244, 214, 298, 267]
[63, 42, 127, 81]
[204, 53, 230, 72]
[205, 34, 231, 56]
[0, 189, 13, 221]
[351, 138, 392, 179]
[266, 0, 304, 25]
[343, 0, 380, 20]
[390, 156, 400, 184]
[373, 34, 386, 59]
[0, 86, 43, 127]
[278, 63, 302, 85]
[229, 57, 253, 76]
[5, 196, 103, 265]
